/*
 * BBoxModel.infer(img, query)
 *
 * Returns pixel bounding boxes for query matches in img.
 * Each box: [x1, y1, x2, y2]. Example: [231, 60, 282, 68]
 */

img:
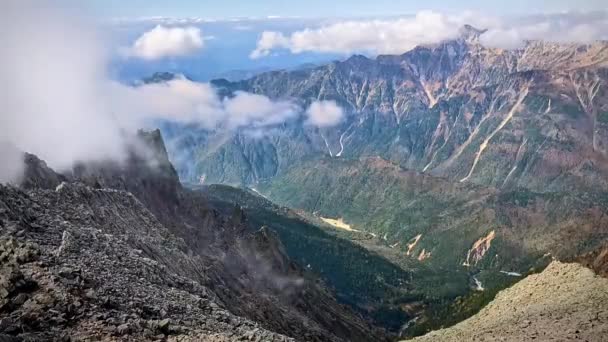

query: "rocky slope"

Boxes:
[0, 184, 291, 341]
[407, 261, 608, 341]
[0, 131, 383, 341]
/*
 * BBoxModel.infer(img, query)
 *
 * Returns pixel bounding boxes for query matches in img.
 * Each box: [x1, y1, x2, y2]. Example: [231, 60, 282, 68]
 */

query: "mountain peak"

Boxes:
[458, 24, 487, 42]
[141, 71, 189, 84]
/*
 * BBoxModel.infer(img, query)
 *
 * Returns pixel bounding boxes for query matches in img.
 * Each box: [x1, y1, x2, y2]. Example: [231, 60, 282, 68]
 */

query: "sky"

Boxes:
[92, 0, 607, 19]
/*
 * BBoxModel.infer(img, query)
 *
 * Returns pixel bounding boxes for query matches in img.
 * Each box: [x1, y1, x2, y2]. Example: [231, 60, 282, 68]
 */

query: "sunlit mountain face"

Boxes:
[2, 1, 608, 341]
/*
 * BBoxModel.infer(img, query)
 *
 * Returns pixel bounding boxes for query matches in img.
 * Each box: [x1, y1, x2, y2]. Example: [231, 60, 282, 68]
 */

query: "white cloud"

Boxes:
[306, 101, 344, 128]
[0, 142, 24, 185]
[250, 10, 608, 57]
[112, 80, 300, 130]
[128, 25, 205, 60]
[250, 31, 291, 59]
[480, 11, 608, 49]
[250, 11, 488, 58]
[222, 92, 299, 128]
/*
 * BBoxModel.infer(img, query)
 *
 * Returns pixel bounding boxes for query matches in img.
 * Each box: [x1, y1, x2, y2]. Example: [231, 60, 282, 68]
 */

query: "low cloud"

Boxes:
[250, 10, 608, 57]
[250, 11, 486, 58]
[128, 25, 205, 60]
[481, 11, 608, 49]
[0, 1, 320, 184]
[1, 0, 128, 176]
[250, 31, 291, 59]
[113, 80, 299, 130]
[0, 142, 24, 185]
[222, 92, 299, 128]
[306, 101, 344, 128]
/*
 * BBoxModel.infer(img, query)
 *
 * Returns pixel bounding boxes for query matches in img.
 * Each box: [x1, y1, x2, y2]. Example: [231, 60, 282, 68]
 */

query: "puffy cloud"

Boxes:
[112, 80, 299, 130]
[128, 25, 205, 60]
[306, 101, 344, 128]
[222, 92, 299, 128]
[250, 11, 487, 57]
[250, 10, 608, 57]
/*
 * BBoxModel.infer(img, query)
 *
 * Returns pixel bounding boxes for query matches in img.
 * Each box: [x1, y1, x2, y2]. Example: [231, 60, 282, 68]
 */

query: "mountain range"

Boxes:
[165, 26, 608, 194]
[2, 24, 608, 342]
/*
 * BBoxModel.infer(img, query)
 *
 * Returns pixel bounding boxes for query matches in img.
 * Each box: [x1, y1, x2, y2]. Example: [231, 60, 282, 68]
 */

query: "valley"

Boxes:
[2, 2, 608, 340]
[155, 29, 608, 339]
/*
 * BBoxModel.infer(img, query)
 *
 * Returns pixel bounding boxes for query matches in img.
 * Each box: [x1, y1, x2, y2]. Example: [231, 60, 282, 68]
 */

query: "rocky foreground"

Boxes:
[408, 261, 608, 341]
[0, 131, 381, 341]
[0, 183, 293, 341]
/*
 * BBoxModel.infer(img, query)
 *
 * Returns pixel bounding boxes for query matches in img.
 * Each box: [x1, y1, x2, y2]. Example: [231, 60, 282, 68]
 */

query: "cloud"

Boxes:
[0, 142, 24, 185]
[0, 1, 307, 183]
[128, 25, 205, 60]
[112, 80, 300, 130]
[480, 11, 608, 49]
[250, 11, 485, 58]
[222, 92, 299, 128]
[306, 101, 344, 128]
[250, 10, 608, 57]
[250, 31, 291, 58]
[0, 0, 129, 176]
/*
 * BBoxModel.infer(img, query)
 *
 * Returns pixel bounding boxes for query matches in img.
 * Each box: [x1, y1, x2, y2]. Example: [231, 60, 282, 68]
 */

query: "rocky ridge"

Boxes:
[0, 131, 382, 341]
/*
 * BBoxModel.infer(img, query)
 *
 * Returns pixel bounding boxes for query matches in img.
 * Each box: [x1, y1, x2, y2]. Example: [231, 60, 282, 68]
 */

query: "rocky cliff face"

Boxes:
[165, 30, 608, 195]
[0, 131, 383, 341]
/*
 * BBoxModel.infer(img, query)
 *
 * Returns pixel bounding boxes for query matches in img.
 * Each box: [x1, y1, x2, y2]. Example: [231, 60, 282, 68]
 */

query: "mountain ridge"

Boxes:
[163, 35, 608, 197]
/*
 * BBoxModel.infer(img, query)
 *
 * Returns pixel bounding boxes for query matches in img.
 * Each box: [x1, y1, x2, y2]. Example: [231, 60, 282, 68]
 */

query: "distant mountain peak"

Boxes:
[458, 24, 487, 43]
[141, 71, 190, 84]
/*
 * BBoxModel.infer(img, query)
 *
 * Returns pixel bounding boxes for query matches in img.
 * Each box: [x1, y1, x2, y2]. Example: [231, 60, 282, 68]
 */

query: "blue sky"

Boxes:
[92, 0, 607, 18]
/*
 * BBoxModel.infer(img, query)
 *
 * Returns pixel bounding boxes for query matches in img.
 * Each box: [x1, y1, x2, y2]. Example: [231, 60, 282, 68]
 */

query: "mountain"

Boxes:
[407, 261, 608, 341]
[0, 130, 384, 342]
[163, 28, 608, 195]
[153, 27, 608, 338]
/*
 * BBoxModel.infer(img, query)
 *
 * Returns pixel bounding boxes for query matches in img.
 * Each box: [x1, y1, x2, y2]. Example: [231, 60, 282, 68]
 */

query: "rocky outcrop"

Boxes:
[407, 262, 608, 341]
[462, 231, 496, 267]
[578, 244, 608, 278]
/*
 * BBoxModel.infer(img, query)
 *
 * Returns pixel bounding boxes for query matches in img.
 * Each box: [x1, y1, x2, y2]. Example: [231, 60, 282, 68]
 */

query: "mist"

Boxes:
[0, 1, 341, 184]
[0, 0, 129, 181]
